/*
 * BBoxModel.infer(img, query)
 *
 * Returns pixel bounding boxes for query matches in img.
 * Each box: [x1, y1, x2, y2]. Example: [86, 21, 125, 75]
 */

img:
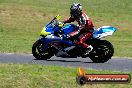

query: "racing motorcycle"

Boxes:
[32, 15, 117, 63]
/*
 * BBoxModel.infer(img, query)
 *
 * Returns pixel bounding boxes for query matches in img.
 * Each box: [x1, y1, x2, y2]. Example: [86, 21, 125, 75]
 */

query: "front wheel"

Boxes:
[32, 40, 54, 60]
[88, 40, 114, 63]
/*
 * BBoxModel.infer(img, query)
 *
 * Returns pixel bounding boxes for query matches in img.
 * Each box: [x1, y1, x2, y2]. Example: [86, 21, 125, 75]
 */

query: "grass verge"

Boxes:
[0, 64, 132, 88]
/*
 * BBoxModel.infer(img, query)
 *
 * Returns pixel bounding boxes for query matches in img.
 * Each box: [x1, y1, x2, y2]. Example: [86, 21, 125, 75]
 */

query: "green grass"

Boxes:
[0, 64, 132, 88]
[0, 0, 132, 57]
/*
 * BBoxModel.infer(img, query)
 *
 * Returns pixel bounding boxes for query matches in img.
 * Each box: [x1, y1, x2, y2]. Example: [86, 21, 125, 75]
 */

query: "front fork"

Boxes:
[38, 37, 49, 53]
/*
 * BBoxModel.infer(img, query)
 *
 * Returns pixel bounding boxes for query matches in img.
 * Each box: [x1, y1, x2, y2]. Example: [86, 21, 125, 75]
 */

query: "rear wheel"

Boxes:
[88, 40, 114, 63]
[32, 40, 54, 60]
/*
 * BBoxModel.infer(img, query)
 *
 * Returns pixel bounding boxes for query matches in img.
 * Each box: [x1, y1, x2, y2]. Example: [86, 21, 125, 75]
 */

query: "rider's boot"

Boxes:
[84, 45, 93, 55]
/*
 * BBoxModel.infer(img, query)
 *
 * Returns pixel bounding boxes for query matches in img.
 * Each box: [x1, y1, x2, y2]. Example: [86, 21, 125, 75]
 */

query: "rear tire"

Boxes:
[88, 40, 114, 63]
[32, 40, 54, 60]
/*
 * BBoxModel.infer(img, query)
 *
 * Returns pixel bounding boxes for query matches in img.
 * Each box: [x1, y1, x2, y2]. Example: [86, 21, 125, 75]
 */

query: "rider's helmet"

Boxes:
[70, 3, 82, 18]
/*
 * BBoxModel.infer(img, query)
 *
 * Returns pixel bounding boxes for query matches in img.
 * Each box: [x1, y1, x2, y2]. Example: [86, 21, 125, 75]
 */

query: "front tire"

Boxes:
[88, 40, 114, 63]
[32, 40, 54, 60]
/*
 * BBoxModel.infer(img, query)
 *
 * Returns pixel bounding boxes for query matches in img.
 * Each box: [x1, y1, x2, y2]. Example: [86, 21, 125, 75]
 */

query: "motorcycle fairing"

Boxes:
[39, 34, 74, 51]
[62, 24, 78, 35]
[93, 26, 117, 38]
[40, 27, 51, 36]
[40, 21, 61, 36]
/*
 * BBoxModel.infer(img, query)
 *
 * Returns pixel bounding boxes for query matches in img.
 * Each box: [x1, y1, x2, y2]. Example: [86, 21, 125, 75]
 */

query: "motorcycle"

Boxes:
[32, 15, 117, 63]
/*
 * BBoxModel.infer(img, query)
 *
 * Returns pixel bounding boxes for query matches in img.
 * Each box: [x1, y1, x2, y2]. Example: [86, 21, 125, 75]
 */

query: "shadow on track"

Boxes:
[34, 59, 95, 63]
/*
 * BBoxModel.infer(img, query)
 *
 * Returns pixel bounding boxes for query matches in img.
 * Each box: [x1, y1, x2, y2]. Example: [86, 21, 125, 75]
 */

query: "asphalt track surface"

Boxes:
[0, 53, 132, 72]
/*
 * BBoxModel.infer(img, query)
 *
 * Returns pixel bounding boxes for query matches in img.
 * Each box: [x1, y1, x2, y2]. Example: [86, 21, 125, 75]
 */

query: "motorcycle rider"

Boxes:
[63, 3, 94, 55]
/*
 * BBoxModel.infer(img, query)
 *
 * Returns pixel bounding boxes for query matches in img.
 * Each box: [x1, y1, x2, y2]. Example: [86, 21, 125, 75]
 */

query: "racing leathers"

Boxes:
[63, 12, 94, 50]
